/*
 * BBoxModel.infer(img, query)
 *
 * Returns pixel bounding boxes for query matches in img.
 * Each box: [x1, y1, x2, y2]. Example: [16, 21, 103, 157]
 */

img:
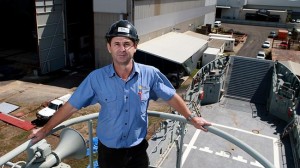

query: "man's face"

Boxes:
[107, 36, 137, 65]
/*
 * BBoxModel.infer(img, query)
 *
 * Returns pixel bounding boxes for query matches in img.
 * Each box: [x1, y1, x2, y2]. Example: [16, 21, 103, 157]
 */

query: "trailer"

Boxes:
[208, 33, 233, 38]
[208, 36, 235, 51]
[202, 48, 221, 66]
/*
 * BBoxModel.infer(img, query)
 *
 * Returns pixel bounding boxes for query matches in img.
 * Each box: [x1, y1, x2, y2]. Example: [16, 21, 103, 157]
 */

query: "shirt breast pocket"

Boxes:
[99, 95, 118, 118]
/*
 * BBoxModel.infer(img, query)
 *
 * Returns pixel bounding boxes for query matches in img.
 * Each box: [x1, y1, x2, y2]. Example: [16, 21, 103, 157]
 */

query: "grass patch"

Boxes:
[11, 132, 29, 141]
[190, 68, 200, 77]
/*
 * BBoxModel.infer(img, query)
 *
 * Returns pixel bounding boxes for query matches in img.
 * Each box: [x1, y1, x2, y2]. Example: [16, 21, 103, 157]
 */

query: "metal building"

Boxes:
[216, 0, 300, 22]
[0, 0, 216, 76]
[94, 0, 217, 68]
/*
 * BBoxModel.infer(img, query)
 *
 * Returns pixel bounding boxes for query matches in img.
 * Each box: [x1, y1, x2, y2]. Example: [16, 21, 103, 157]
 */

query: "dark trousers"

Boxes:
[98, 139, 149, 168]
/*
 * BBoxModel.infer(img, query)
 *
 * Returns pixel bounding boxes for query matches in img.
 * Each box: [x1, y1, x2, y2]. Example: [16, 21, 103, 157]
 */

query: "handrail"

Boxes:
[0, 113, 99, 166]
[0, 111, 275, 168]
[148, 111, 275, 168]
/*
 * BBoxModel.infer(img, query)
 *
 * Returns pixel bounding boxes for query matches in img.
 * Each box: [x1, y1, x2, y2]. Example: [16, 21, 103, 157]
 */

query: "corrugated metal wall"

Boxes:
[134, 0, 215, 43]
[93, 0, 216, 68]
[247, 0, 300, 9]
[93, 13, 122, 68]
[134, 0, 206, 20]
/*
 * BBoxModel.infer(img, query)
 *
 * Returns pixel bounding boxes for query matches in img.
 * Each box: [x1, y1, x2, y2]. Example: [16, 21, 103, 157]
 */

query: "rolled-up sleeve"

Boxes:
[150, 70, 176, 101]
[69, 72, 98, 109]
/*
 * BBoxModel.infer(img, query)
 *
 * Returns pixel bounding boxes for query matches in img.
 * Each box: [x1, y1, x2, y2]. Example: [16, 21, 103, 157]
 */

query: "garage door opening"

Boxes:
[0, 0, 38, 80]
[0, 0, 94, 80]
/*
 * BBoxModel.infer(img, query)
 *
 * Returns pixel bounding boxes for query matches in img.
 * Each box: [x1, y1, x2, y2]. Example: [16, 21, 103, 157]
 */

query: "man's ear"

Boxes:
[107, 43, 111, 53]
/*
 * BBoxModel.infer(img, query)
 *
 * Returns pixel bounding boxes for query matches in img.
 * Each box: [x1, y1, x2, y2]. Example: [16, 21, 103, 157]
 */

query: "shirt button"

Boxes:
[125, 123, 127, 125]
[125, 110, 128, 112]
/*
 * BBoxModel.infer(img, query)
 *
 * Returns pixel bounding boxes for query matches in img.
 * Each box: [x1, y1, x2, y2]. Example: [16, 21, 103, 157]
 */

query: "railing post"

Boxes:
[176, 122, 186, 168]
[88, 120, 94, 168]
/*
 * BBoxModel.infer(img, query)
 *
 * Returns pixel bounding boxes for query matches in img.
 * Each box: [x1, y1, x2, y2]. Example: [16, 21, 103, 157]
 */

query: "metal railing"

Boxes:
[0, 111, 275, 168]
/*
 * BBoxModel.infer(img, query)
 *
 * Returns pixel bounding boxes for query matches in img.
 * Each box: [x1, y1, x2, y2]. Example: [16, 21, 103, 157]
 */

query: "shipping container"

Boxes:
[278, 29, 288, 40]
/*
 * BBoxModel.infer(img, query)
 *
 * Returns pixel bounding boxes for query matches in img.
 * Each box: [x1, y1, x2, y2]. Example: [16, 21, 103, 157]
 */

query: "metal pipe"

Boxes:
[0, 141, 32, 166]
[4, 161, 23, 168]
[207, 126, 275, 168]
[0, 113, 99, 166]
[0, 111, 275, 168]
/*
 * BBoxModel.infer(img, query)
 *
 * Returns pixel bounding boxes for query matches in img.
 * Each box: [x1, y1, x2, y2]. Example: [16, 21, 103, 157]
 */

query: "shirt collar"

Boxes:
[108, 61, 140, 78]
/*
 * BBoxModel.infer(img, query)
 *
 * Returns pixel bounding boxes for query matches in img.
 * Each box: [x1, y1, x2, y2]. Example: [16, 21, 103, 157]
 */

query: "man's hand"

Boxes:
[190, 116, 212, 132]
[28, 127, 47, 144]
[28, 102, 77, 144]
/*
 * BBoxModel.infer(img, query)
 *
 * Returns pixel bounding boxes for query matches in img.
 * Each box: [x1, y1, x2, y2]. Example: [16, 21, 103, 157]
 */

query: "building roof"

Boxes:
[216, 5, 231, 9]
[280, 61, 300, 77]
[209, 36, 235, 41]
[137, 32, 207, 64]
[208, 39, 226, 49]
[204, 47, 220, 55]
[245, 0, 300, 8]
[184, 31, 210, 41]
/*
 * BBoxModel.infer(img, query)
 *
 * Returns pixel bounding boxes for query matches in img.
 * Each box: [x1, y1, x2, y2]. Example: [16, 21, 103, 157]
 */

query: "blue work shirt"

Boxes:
[68, 62, 176, 148]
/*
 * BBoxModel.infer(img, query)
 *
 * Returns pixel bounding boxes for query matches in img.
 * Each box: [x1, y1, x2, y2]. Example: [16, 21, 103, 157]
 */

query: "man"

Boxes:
[28, 20, 211, 168]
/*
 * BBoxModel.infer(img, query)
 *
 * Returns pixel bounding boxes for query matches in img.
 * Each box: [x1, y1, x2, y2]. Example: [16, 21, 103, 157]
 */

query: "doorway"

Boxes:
[0, 0, 94, 80]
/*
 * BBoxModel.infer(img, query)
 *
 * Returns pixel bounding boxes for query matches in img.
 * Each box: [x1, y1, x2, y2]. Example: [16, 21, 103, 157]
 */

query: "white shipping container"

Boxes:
[202, 48, 221, 66]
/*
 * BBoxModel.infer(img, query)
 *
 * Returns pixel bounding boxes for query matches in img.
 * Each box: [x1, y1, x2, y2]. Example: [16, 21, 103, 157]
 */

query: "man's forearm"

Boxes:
[167, 93, 192, 119]
[42, 102, 77, 133]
